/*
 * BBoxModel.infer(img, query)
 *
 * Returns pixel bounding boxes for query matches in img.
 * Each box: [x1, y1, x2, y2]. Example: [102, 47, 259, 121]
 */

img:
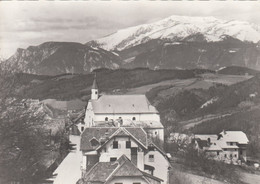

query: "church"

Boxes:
[79, 76, 164, 142]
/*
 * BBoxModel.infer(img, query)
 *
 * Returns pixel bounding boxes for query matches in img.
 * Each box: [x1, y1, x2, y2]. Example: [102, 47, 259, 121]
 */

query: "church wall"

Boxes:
[93, 113, 160, 123]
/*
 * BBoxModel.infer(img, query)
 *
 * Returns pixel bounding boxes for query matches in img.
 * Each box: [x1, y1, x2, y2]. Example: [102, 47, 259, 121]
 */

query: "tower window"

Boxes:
[95, 91, 98, 94]
[132, 117, 136, 121]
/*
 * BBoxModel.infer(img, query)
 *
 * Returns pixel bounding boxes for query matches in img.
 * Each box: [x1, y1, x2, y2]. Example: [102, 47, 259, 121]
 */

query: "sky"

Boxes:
[0, 1, 260, 59]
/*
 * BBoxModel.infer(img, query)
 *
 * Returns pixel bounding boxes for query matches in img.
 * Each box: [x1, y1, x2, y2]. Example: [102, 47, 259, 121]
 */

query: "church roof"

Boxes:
[92, 78, 98, 89]
[91, 95, 158, 114]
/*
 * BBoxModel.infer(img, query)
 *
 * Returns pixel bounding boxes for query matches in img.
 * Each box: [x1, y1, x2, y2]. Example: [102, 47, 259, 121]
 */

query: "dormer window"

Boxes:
[90, 138, 100, 147]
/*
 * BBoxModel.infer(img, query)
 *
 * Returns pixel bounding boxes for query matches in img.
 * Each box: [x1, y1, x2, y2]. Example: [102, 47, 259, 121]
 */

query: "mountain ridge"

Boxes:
[87, 15, 260, 51]
[1, 41, 122, 75]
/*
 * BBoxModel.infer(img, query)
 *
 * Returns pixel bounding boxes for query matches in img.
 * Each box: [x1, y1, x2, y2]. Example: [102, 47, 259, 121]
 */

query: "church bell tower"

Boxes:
[91, 73, 99, 100]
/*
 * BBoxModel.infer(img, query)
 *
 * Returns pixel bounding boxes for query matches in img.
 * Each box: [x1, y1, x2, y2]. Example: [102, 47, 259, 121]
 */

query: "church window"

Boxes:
[105, 117, 108, 121]
[132, 117, 136, 121]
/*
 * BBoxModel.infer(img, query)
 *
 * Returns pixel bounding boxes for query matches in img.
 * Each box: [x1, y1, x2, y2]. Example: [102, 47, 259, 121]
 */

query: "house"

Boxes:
[77, 155, 163, 184]
[194, 130, 249, 164]
[80, 76, 164, 142]
[80, 127, 171, 184]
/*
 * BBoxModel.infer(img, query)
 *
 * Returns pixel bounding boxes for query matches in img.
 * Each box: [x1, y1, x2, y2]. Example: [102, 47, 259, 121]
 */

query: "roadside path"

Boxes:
[52, 135, 82, 184]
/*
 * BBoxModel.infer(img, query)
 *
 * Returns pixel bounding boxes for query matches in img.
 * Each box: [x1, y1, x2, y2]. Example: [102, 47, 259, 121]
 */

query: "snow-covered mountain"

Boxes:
[87, 15, 260, 51]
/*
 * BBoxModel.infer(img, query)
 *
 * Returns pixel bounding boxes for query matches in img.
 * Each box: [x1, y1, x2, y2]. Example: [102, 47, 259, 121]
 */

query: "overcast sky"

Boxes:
[0, 1, 259, 58]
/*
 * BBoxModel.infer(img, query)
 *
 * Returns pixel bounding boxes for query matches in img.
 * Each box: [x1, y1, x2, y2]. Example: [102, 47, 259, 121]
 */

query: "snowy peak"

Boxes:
[88, 15, 260, 51]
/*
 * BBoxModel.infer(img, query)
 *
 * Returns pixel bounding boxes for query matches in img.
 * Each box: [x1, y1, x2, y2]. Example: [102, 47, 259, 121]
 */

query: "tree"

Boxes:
[0, 69, 49, 183]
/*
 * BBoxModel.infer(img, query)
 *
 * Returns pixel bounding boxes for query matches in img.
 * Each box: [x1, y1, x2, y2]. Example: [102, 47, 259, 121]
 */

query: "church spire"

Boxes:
[92, 73, 98, 89]
[91, 73, 99, 100]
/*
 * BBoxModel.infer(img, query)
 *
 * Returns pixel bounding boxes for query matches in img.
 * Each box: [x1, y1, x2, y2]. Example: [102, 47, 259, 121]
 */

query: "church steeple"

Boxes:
[91, 73, 99, 100]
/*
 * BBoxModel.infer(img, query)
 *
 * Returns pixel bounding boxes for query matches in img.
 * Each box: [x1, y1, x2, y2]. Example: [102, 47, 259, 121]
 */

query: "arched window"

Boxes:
[132, 117, 136, 121]
[105, 117, 108, 121]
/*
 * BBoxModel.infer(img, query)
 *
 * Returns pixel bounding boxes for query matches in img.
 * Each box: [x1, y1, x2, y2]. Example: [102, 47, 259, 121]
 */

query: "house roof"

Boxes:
[83, 162, 117, 183]
[80, 127, 148, 151]
[91, 95, 158, 114]
[80, 127, 118, 151]
[123, 120, 164, 128]
[81, 155, 163, 184]
[220, 131, 249, 144]
[196, 139, 209, 149]
[205, 143, 223, 151]
[195, 134, 218, 142]
[216, 141, 239, 149]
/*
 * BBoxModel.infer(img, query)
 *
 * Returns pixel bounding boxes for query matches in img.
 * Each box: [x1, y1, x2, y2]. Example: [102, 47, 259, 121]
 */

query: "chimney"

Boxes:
[105, 131, 109, 140]
[207, 138, 211, 144]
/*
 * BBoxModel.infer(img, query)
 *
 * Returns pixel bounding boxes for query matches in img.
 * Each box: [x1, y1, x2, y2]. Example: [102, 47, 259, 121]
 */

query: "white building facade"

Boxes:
[81, 78, 164, 142]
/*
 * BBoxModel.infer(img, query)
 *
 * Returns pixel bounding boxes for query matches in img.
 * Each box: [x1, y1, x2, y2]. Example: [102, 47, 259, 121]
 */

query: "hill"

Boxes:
[9, 68, 210, 100]
[217, 66, 260, 76]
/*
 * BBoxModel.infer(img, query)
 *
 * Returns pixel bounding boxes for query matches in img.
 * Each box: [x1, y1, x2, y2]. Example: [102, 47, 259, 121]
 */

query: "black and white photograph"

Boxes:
[0, 1, 260, 184]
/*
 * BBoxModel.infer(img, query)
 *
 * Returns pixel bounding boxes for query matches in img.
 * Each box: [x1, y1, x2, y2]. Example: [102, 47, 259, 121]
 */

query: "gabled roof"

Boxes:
[91, 95, 158, 114]
[220, 131, 249, 144]
[111, 155, 143, 177]
[80, 127, 118, 151]
[80, 127, 148, 151]
[82, 162, 117, 183]
[80, 155, 163, 184]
